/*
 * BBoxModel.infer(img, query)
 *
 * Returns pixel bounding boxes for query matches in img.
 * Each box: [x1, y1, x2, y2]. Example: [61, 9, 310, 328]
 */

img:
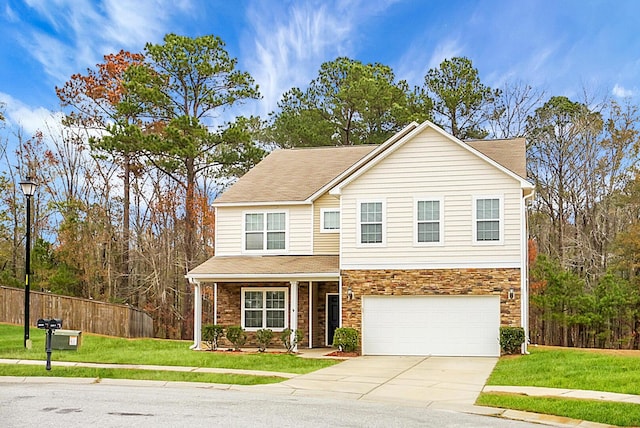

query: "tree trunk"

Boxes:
[121, 154, 131, 301]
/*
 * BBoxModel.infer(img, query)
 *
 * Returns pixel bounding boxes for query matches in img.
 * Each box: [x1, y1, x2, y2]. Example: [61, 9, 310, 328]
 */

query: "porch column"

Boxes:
[290, 281, 298, 352]
[308, 281, 312, 349]
[213, 282, 218, 324]
[189, 278, 202, 350]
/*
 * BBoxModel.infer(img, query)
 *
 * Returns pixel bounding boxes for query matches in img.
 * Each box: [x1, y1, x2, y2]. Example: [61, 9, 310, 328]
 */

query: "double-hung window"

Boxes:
[474, 196, 502, 243]
[415, 198, 443, 244]
[244, 212, 286, 251]
[320, 209, 340, 233]
[242, 288, 287, 331]
[359, 201, 384, 244]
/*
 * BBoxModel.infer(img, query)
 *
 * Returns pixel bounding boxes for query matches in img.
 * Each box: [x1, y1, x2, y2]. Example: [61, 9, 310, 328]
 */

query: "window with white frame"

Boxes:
[320, 208, 340, 233]
[241, 288, 288, 331]
[244, 212, 286, 251]
[359, 201, 384, 244]
[474, 197, 502, 243]
[416, 198, 443, 244]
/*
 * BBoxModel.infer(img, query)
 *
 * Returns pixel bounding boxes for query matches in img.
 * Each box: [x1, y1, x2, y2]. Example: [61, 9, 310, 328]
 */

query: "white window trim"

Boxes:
[242, 209, 289, 254]
[357, 199, 386, 247]
[472, 195, 504, 245]
[320, 208, 340, 233]
[413, 196, 444, 246]
[241, 287, 289, 332]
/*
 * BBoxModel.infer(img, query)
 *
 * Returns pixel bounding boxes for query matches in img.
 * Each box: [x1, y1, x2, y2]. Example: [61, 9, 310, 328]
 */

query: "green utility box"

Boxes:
[51, 329, 82, 350]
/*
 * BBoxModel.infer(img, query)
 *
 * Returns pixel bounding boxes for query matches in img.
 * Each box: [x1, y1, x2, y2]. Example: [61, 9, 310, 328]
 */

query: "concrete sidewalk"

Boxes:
[0, 358, 299, 378]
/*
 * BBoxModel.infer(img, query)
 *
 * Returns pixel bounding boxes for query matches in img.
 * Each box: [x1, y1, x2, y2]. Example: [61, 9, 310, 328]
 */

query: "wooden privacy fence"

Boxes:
[0, 286, 154, 338]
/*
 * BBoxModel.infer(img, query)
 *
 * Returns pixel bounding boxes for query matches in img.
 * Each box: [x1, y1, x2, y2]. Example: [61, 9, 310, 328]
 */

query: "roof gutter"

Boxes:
[185, 272, 339, 282]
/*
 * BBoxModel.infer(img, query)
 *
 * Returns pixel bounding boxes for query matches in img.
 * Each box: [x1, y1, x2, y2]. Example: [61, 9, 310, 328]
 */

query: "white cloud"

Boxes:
[17, 0, 193, 88]
[612, 83, 635, 98]
[245, 2, 350, 115]
[244, 0, 399, 116]
[427, 39, 464, 70]
[4, 2, 18, 22]
[0, 92, 64, 137]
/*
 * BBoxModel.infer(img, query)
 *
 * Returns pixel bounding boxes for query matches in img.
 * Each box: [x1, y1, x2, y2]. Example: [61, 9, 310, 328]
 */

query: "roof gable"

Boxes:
[330, 121, 533, 195]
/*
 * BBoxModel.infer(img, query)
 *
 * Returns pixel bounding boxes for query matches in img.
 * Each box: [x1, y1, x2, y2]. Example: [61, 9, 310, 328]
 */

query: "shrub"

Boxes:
[255, 328, 273, 352]
[225, 325, 247, 350]
[202, 324, 224, 351]
[280, 328, 303, 353]
[500, 326, 525, 354]
[332, 327, 358, 352]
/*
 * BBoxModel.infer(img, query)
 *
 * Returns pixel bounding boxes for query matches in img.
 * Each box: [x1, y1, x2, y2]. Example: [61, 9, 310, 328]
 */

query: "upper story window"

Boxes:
[415, 198, 443, 244]
[359, 201, 384, 245]
[244, 212, 286, 251]
[321, 208, 340, 233]
[474, 196, 503, 244]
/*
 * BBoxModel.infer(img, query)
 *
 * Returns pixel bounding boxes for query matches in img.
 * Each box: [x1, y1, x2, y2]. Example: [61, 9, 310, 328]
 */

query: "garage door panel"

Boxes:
[362, 295, 500, 357]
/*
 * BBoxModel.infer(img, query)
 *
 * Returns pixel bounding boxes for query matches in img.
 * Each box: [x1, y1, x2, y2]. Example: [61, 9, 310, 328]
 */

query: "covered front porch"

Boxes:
[186, 255, 341, 351]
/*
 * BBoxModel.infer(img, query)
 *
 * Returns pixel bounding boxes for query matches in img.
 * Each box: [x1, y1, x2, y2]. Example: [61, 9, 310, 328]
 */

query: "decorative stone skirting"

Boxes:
[340, 268, 522, 335]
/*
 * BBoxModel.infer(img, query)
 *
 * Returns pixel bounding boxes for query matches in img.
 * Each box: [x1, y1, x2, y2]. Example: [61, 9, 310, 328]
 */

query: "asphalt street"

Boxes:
[0, 381, 540, 427]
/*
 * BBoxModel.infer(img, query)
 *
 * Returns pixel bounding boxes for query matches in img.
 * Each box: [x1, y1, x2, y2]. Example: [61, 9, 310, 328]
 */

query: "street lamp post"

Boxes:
[20, 176, 37, 349]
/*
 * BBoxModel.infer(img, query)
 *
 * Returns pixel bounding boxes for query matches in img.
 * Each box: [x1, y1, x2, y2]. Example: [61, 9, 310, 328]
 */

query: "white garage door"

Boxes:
[361, 295, 501, 356]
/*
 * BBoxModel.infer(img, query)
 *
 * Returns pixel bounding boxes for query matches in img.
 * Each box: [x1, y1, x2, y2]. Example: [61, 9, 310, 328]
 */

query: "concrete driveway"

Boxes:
[268, 355, 498, 410]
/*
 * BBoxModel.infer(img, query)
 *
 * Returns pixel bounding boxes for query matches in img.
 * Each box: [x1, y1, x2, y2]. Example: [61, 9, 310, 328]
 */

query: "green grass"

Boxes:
[0, 323, 338, 376]
[0, 363, 283, 385]
[486, 346, 640, 394]
[479, 346, 640, 426]
[477, 393, 640, 427]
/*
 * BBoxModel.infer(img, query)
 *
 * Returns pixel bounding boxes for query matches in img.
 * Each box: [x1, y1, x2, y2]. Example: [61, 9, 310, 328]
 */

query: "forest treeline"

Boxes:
[0, 34, 638, 346]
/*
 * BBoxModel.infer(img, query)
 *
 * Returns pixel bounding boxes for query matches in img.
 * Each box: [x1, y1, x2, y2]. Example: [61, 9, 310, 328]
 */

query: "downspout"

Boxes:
[521, 190, 535, 354]
[188, 278, 202, 350]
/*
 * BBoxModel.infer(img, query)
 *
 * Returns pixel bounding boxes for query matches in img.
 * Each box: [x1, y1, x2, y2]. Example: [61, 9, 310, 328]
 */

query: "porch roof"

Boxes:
[186, 255, 340, 282]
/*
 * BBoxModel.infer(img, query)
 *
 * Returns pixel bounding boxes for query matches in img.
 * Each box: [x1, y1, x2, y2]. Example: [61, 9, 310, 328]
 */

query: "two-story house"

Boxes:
[186, 120, 534, 356]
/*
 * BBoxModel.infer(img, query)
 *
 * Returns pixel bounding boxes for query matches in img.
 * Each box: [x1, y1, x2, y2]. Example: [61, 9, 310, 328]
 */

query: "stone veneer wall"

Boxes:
[341, 268, 522, 335]
[214, 281, 338, 349]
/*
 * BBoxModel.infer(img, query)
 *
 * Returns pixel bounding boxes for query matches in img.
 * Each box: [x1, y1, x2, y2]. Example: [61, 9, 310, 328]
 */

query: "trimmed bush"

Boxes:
[500, 326, 525, 354]
[280, 328, 303, 353]
[332, 327, 359, 352]
[225, 325, 247, 350]
[255, 328, 273, 352]
[202, 324, 225, 350]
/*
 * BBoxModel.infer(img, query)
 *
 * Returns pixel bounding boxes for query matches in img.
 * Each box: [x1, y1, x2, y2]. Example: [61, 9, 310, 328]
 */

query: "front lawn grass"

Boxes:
[477, 393, 640, 427]
[479, 346, 640, 426]
[486, 346, 640, 394]
[0, 364, 283, 385]
[0, 323, 338, 375]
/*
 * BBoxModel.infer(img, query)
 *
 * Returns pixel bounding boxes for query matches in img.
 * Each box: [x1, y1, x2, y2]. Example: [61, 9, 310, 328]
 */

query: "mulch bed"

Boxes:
[324, 350, 360, 357]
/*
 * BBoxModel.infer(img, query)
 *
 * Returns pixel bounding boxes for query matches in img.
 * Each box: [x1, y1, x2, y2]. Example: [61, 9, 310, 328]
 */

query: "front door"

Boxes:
[326, 294, 340, 346]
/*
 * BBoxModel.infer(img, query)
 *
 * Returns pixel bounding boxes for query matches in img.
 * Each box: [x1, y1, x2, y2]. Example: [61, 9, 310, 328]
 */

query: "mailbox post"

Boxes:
[37, 318, 62, 370]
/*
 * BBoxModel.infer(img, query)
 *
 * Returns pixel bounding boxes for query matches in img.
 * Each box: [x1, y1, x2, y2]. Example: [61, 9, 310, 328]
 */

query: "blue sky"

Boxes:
[1, 0, 639, 136]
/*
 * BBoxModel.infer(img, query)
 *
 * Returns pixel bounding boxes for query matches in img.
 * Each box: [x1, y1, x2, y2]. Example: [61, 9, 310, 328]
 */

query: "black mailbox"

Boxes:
[37, 318, 62, 330]
[36, 318, 63, 370]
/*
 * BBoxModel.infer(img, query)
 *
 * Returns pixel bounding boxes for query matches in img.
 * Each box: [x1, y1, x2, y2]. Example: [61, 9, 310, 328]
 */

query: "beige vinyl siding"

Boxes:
[215, 204, 313, 256]
[340, 127, 523, 268]
[313, 193, 340, 254]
